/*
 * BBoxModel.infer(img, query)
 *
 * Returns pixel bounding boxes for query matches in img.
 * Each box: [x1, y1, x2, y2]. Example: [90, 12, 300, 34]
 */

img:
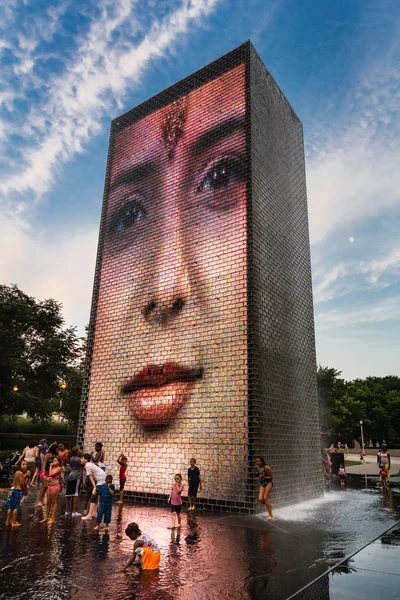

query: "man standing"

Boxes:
[81, 453, 107, 520]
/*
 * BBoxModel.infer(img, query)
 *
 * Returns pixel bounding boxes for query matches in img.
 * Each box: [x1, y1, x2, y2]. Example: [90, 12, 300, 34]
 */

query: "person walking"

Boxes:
[255, 456, 274, 519]
[65, 446, 83, 516]
[17, 440, 38, 484]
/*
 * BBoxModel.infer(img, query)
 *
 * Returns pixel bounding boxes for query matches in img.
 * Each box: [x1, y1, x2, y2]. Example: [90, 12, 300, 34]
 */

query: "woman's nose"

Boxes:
[143, 224, 191, 325]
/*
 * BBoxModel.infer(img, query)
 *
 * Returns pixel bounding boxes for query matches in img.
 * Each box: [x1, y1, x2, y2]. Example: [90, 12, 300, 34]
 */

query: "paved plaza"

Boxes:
[0, 476, 399, 599]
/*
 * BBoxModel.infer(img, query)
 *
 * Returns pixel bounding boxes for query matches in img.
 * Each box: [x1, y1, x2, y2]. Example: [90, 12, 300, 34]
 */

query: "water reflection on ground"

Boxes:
[0, 478, 399, 599]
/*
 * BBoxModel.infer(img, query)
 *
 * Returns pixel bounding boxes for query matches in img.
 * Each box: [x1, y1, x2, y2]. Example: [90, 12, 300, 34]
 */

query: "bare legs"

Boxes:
[6, 509, 21, 527]
[170, 510, 182, 528]
[258, 484, 273, 519]
[38, 479, 48, 506]
[31, 467, 40, 486]
[40, 487, 59, 523]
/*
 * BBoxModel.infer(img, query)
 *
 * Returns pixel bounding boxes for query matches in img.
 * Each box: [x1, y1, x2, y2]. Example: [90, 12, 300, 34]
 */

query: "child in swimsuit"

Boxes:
[40, 456, 62, 524]
[5, 461, 28, 527]
[255, 456, 274, 519]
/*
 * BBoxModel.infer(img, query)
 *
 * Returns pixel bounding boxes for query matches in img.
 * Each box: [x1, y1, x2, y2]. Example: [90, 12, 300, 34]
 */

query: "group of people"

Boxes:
[322, 448, 347, 489]
[4, 440, 126, 528]
[4, 440, 206, 531]
[4, 442, 275, 571]
[329, 442, 349, 455]
[322, 441, 392, 491]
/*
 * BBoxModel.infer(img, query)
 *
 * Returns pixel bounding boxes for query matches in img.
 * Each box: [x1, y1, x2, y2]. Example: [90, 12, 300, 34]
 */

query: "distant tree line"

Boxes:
[1, 284, 399, 446]
[317, 366, 400, 448]
[0, 284, 85, 427]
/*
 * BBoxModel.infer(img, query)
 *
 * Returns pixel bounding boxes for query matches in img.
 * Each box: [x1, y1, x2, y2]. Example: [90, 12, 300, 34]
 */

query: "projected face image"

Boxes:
[85, 64, 248, 499]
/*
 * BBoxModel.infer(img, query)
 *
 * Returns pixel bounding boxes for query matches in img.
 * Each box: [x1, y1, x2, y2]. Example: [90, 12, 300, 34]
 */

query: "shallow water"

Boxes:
[0, 477, 399, 600]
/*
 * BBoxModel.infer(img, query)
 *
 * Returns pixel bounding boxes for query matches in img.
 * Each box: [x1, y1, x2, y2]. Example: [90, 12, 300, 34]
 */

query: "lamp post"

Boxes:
[359, 420, 365, 457]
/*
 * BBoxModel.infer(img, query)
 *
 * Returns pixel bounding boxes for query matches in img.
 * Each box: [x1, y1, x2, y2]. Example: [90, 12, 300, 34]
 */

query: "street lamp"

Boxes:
[12, 385, 19, 392]
[359, 420, 365, 456]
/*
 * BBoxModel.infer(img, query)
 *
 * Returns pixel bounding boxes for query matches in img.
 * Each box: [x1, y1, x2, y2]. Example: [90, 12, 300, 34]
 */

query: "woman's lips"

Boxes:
[122, 363, 203, 427]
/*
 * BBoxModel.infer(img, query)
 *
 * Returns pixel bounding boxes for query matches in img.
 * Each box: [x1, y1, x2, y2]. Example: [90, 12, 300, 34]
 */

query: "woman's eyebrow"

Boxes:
[189, 116, 246, 156]
[108, 159, 156, 194]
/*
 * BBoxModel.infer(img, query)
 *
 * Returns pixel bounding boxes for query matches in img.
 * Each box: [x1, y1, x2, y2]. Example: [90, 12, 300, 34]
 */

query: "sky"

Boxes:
[0, 0, 399, 381]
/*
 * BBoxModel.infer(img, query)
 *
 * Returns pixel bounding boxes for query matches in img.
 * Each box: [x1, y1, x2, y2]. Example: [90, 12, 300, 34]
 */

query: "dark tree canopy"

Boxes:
[0, 284, 84, 423]
[317, 365, 400, 447]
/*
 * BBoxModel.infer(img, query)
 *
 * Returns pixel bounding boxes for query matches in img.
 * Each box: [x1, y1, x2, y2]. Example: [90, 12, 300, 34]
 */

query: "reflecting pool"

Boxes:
[1, 477, 399, 599]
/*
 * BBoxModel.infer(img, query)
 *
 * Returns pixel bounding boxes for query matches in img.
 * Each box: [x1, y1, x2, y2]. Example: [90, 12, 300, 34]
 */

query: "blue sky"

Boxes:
[1, 0, 399, 380]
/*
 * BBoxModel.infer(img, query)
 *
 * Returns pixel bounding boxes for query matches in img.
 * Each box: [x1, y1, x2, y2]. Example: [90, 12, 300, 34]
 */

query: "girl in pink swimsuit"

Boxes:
[40, 456, 62, 525]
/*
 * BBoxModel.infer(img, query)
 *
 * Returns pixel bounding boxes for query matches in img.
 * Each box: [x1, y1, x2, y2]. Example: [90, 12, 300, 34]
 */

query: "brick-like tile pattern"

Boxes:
[247, 45, 322, 509]
[78, 41, 322, 512]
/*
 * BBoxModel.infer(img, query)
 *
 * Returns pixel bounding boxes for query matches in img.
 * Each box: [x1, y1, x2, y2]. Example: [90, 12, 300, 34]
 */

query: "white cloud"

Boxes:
[0, 0, 220, 333]
[307, 58, 400, 246]
[0, 0, 220, 202]
[359, 249, 400, 284]
[315, 296, 400, 331]
[0, 208, 97, 332]
[313, 247, 400, 304]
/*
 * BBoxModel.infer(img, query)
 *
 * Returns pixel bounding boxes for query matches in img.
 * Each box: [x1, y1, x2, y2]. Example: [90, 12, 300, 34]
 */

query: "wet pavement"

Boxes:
[0, 476, 399, 599]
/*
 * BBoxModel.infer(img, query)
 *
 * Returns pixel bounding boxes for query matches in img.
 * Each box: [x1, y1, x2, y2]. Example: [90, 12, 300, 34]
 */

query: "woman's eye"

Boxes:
[196, 157, 245, 210]
[110, 199, 146, 235]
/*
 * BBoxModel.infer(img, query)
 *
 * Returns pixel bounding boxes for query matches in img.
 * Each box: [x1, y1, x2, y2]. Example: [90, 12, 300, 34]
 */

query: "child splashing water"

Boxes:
[255, 456, 274, 519]
[119, 522, 161, 571]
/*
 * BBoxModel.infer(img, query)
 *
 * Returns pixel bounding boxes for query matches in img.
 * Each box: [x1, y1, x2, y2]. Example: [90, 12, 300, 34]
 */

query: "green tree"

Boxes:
[317, 365, 345, 443]
[0, 284, 82, 422]
[329, 376, 400, 447]
[57, 329, 87, 426]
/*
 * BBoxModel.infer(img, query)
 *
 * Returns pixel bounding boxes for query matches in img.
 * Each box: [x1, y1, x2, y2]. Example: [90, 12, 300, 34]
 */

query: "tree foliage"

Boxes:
[317, 365, 400, 447]
[0, 284, 85, 423]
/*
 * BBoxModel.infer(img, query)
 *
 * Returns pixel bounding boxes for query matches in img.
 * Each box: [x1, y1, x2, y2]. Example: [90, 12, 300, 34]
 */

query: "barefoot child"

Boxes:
[380, 466, 388, 489]
[255, 456, 274, 519]
[119, 522, 161, 571]
[94, 474, 115, 533]
[40, 456, 62, 524]
[5, 461, 28, 527]
[116, 454, 127, 505]
[187, 458, 202, 510]
[168, 474, 183, 528]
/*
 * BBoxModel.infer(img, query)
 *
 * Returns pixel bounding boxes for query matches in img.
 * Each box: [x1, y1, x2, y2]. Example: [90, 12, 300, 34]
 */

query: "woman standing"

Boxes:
[17, 440, 38, 484]
[40, 456, 62, 524]
[255, 456, 274, 519]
